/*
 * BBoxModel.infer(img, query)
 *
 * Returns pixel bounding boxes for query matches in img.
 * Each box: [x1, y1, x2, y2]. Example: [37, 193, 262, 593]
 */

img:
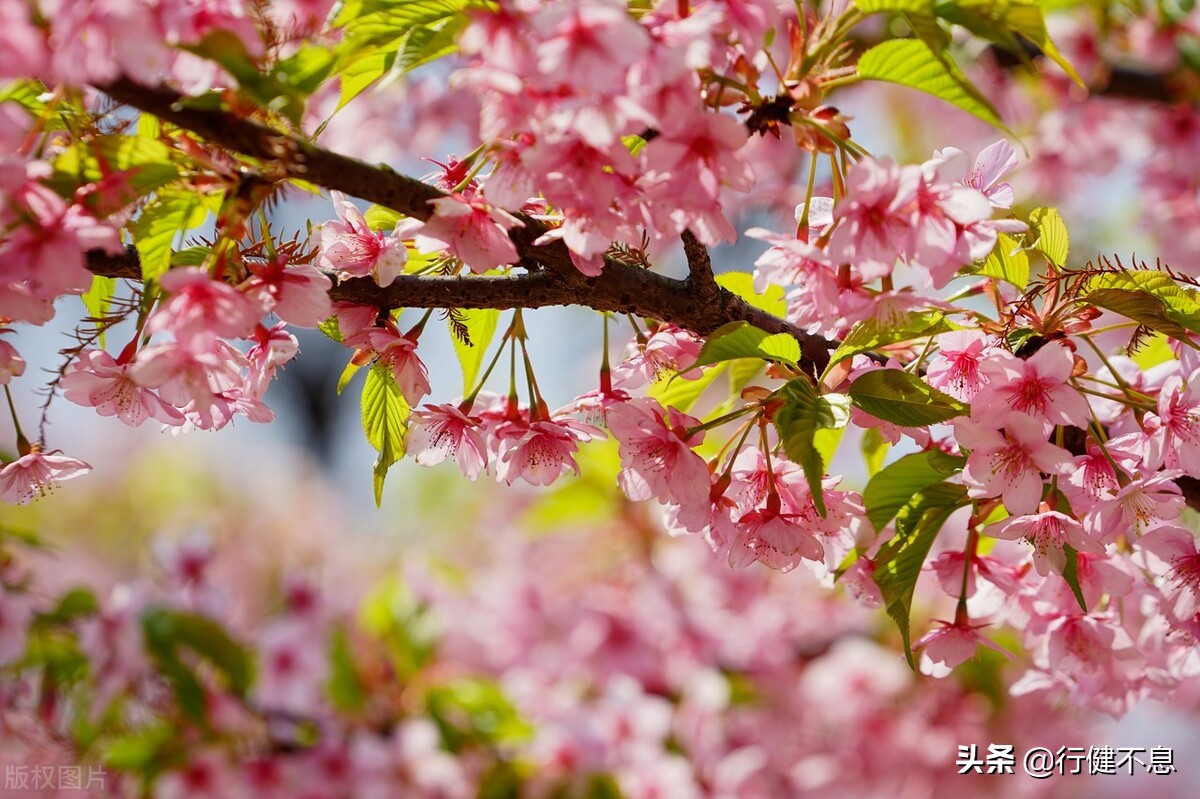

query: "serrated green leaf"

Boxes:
[1062, 543, 1088, 612]
[849, 369, 969, 426]
[335, 0, 475, 105]
[1028, 206, 1069, 266]
[450, 309, 499, 391]
[863, 449, 966, 531]
[980, 232, 1030, 289]
[873, 482, 969, 665]
[715, 271, 787, 317]
[857, 38, 1006, 129]
[686, 321, 800, 371]
[772, 379, 851, 516]
[1081, 270, 1200, 340]
[826, 311, 953, 372]
[133, 191, 205, 282]
[361, 364, 409, 506]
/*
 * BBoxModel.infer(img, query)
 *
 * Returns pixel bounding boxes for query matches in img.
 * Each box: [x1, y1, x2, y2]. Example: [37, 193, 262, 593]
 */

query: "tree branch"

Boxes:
[682, 229, 720, 308]
[93, 78, 835, 374]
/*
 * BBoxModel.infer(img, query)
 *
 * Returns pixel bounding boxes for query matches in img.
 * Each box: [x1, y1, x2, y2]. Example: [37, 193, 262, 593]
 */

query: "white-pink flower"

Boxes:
[148, 267, 263, 347]
[1142, 373, 1200, 476]
[984, 509, 1104, 576]
[607, 397, 710, 512]
[319, 191, 421, 287]
[415, 195, 523, 274]
[406, 403, 490, 480]
[955, 412, 1073, 515]
[926, 330, 995, 402]
[915, 620, 1011, 678]
[0, 450, 92, 504]
[61, 348, 185, 426]
[242, 258, 333, 328]
[971, 343, 1089, 429]
[494, 417, 604, 486]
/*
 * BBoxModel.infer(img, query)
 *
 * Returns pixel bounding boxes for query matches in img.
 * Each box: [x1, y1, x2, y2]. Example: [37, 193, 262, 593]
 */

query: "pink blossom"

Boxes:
[971, 343, 1089, 429]
[495, 417, 604, 486]
[728, 508, 824, 572]
[149, 267, 263, 346]
[955, 412, 1073, 515]
[827, 157, 917, 281]
[246, 323, 300, 400]
[531, 0, 650, 94]
[1142, 373, 1200, 476]
[607, 397, 710, 512]
[415, 195, 523, 274]
[0, 335, 25, 384]
[915, 620, 1011, 678]
[352, 328, 431, 407]
[1085, 472, 1184, 542]
[0, 1, 48, 80]
[961, 140, 1019, 208]
[130, 340, 248, 429]
[406, 403, 490, 480]
[319, 191, 421, 286]
[61, 348, 185, 427]
[242, 258, 334, 328]
[611, 324, 704, 388]
[926, 330, 995, 402]
[1139, 526, 1200, 627]
[254, 619, 330, 714]
[984, 509, 1104, 576]
[0, 450, 92, 504]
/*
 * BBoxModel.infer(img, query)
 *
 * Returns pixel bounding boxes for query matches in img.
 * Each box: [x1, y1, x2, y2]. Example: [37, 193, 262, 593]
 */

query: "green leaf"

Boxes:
[856, 0, 935, 9]
[873, 482, 969, 665]
[856, 38, 1006, 129]
[863, 448, 966, 532]
[50, 134, 180, 203]
[335, 0, 476, 106]
[361, 364, 409, 507]
[826, 311, 953, 371]
[141, 607, 254, 722]
[934, 0, 1082, 87]
[1028, 206, 1069, 267]
[849, 369, 969, 426]
[715, 271, 787, 317]
[327, 625, 367, 712]
[132, 190, 204, 282]
[649, 362, 726, 414]
[1081, 270, 1200, 340]
[81, 275, 116, 347]
[319, 315, 343, 343]
[686, 321, 800, 370]
[980, 232, 1030, 289]
[450, 309, 499, 391]
[364, 204, 403, 232]
[1062, 543, 1088, 613]
[425, 677, 534, 750]
[772, 379, 852, 516]
[337, 358, 363, 394]
[861, 427, 890, 478]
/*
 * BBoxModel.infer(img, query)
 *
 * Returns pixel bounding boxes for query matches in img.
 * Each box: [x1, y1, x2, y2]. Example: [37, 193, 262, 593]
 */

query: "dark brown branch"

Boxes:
[87, 245, 836, 371]
[93, 78, 835, 373]
[682, 229, 720, 308]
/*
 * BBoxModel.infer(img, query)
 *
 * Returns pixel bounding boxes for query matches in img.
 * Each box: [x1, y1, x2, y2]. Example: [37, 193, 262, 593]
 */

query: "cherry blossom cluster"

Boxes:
[453, 0, 767, 273]
[0, 469, 1111, 798]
